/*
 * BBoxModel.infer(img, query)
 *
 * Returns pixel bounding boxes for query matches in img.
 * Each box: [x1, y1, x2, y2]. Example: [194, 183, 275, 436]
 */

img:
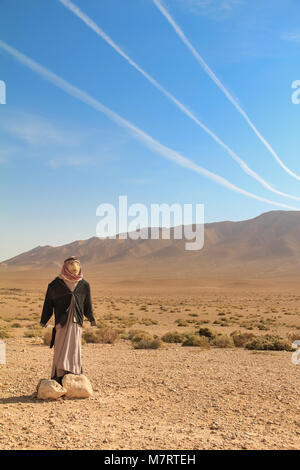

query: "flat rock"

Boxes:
[37, 379, 66, 399]
[62, 373, 93, 398]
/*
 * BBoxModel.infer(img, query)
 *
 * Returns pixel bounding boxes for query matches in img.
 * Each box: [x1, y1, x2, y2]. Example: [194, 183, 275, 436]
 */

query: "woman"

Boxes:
[40, 256, 97, 385]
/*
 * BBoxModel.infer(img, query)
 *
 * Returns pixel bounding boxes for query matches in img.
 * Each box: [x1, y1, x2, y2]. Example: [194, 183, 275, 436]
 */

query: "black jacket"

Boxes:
[40, 276, 96, 328]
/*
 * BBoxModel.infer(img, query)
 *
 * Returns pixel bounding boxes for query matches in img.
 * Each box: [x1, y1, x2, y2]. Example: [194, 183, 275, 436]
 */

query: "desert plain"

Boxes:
[0, 269, 299, 450]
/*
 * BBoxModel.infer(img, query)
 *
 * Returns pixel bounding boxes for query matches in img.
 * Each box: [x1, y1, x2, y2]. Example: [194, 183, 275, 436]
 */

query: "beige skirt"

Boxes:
[51, 296, 82, 379]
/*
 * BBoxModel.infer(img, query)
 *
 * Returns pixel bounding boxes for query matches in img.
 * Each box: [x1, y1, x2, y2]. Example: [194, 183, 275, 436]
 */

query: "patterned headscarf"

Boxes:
[59, 256, 83, 282]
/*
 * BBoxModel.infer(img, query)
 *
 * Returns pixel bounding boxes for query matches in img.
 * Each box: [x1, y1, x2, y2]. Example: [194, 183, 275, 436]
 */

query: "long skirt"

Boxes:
[51, 302, 82, 380]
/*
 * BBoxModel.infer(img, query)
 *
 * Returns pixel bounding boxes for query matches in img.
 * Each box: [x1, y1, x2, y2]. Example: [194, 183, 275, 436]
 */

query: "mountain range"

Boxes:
[2, 210, 300, 279]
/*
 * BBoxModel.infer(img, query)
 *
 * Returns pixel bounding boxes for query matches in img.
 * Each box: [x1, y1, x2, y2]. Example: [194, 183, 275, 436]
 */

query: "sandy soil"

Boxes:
[0, 274, 299, 450]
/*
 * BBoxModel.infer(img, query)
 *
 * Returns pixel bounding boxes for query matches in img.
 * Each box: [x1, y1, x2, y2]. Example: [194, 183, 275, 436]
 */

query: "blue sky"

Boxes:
[1, 0, 300, 262]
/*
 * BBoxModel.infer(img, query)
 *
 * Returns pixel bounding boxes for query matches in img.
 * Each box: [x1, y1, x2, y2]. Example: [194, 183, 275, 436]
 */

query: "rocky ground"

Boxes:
[0, 336, 299, 450]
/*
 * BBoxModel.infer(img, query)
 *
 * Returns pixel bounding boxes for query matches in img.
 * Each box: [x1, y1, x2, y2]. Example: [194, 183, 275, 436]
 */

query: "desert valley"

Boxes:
[0, 210, 300, 450]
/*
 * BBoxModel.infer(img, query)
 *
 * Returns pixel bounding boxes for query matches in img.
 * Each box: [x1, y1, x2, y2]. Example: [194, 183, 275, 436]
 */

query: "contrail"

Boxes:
[0, 39, 299, 211]
[57, 0, 300, 201]
[153, 0, 300, 182]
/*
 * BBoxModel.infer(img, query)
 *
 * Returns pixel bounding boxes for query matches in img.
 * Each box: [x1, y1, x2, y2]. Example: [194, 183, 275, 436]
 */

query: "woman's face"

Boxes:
[67, 260, 81, 275]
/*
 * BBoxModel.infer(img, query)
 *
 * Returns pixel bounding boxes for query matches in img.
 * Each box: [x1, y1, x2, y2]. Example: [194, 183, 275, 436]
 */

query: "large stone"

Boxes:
[62, 373, 93, 398]
[37, 379, 66, 399]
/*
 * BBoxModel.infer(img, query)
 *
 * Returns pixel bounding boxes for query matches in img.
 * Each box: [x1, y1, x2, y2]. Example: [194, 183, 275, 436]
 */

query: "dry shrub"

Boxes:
[97, 327, 119, 344]
[127, 329, 151, 341]
[182, 334, 210, 348]
[287, 331, 300, 342]
[161, 331, 186, 343]
[230, 330, 256, 347]
[139, 318, 158, 326]
[83, 327, 119, 344]
[133, 338, 163, 349]
[211, 334, 235, 348]
[0, 329, 10, 339]
[24, 328, 43, 338]
[245, 334, 293, 351]
[198, 327, 216, 339]
[43, 328, 52, 345]
[130, 332, 153, 343]
[175, 319, 188, 327]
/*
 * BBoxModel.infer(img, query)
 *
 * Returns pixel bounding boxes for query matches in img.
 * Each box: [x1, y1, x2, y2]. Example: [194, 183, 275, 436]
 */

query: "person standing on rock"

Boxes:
[40, 256, 97, 385]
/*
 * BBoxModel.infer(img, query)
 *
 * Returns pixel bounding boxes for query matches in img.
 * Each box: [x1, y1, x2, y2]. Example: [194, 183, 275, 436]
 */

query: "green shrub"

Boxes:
[130, 331, 153, 343]
[120, 331, 130, 340]
[230, 330, 256, 347]
[175, 319, 188, 327]
[211, 334, 235, 348]
[133, 338, 163, 349]
[161, 331, 186, 343]
[11, 322, 22, 328]
[182, 334, 210, 348]
[128, 329, 152, 341]
[245, 334, 293, 351]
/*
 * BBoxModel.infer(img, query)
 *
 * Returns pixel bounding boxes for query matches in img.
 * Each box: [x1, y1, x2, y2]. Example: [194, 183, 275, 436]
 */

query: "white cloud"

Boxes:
[121, 177, 151, 184]
[171, 0, 243, 19]
[281, 32, 300, 43]
[0, 109, 80, 147]
[47, 155, 94, 168]
[0, 145, 20, 163]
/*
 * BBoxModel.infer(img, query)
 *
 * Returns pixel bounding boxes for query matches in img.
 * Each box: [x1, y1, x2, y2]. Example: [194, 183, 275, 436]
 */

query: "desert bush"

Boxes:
[287, 331, 300, 342]
[95, 319, 109, 328]
[83, 327, 119, 344]
[161, 331, 186, 343]
[0, 329, 10, 339]
[11, 322, 22, 328]
[130, 331, 153, 343]
[230, 330, 256, 347]
[43, 329, 52, 345]
[211, 334, 235, 348]
[127, 329, 151, 341]
[182, 334, 210, 348]
[82, 329, 99, 343]
[245, 334, 293, 351]
[139, 318, 158, 326]
[24, 328, 43, 338]
[120, 332, 130, 340]
[175, 319, 188, 327]
[97, 327, 119, 344]
[198, 327, 215, 340]
[133, 337, 163, 349]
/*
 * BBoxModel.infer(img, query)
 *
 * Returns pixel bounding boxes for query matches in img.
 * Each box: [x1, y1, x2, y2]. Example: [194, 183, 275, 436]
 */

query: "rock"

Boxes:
[37, 379, 66, 399]
[62, 374, 93, 398]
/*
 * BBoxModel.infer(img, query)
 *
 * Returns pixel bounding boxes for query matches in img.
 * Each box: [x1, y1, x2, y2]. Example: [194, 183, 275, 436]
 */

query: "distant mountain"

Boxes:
[2, 210, 300, 278]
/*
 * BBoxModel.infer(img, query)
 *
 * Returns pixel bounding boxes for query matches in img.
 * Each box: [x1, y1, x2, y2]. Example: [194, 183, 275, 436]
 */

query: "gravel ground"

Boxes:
[0, 337, 299, 450]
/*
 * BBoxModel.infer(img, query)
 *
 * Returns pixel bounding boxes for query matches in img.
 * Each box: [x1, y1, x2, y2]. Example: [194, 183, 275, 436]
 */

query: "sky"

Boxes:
[1, 0, 300, 262]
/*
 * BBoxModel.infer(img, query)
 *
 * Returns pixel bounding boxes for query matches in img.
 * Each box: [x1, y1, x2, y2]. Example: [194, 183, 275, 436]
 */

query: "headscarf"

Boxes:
[58, 256, 83, 282]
